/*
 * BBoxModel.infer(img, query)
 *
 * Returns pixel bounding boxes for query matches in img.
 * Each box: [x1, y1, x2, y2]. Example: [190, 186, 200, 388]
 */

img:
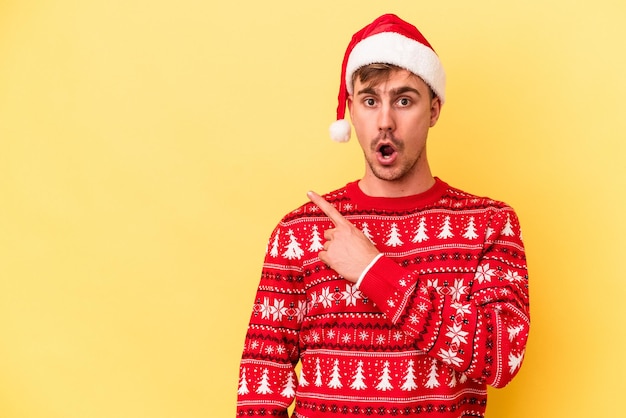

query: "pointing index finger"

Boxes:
[307, 191, 347, 226]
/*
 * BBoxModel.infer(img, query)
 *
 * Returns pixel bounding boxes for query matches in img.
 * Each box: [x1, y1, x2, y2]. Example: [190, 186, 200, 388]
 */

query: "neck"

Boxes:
[358, 169, 436, 198]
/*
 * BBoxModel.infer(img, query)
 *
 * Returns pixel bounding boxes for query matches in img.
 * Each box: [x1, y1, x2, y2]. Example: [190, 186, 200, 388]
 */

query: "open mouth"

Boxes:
[378, 144, 396, 159]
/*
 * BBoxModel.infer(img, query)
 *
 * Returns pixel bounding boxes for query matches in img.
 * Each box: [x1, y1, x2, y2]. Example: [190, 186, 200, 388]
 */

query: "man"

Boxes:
[236, 14, 529, 417]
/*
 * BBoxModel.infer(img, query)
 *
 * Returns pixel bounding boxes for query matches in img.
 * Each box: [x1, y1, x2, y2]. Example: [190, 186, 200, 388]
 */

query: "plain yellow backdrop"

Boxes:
[1, 1, 625, 417]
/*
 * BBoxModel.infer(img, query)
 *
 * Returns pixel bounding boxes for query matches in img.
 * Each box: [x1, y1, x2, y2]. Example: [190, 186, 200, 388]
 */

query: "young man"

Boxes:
[236, 14, 529, 417]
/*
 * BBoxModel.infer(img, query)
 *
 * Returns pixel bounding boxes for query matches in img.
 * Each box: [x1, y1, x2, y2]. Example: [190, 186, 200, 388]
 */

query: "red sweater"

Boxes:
[236, 178, 529, 417]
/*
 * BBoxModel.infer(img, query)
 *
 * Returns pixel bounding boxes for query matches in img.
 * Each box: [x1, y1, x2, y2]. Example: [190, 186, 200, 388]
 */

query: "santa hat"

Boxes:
[329, 14, 446, 142]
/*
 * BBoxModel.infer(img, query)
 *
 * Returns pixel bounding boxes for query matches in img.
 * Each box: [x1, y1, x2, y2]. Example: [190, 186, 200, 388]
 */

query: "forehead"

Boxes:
[354, 68, 428, 93]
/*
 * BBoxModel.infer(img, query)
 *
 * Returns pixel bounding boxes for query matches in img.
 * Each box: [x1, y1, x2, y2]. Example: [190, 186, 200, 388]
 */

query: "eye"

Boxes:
[364, 98, 376, 107]
[397, 97, 411, 107]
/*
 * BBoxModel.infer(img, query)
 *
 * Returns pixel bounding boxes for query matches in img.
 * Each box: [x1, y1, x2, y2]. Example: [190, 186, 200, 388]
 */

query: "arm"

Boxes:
[236, 225, 305, 416]
[359, 207, 529, 387]
[306, 191, 529, 388]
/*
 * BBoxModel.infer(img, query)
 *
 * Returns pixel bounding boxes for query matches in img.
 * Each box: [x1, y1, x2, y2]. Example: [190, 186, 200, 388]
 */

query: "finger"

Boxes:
[307, 191, 347, 226]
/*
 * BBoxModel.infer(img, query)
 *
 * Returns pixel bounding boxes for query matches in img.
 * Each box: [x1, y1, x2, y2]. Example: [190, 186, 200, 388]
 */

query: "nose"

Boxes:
[377, 104, 395, 134]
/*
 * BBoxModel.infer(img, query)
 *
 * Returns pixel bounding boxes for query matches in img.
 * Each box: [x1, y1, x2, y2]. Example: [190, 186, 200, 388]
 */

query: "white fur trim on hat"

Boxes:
[345, 32, 446, 103]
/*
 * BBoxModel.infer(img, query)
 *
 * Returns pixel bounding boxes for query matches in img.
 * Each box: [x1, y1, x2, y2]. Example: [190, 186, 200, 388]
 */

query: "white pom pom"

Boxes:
[329, 119, 351, 142]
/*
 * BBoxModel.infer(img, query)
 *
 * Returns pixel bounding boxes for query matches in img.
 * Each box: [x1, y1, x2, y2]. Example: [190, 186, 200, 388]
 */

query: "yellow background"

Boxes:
[1, 1, 625, 417]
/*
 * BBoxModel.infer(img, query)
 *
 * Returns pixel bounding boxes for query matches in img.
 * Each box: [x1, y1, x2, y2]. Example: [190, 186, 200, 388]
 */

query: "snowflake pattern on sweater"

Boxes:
[237, 178, 529, 417]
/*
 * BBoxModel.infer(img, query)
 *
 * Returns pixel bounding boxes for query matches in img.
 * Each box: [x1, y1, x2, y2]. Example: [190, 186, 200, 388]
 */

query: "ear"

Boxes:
[347, 95, 354, 119]
[429, 96, 442, 127]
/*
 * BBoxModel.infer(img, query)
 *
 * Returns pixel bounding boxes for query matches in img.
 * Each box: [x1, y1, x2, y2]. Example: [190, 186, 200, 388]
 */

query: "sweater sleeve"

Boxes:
[359, 206, 530, 388]
[236, 224, 306, 416]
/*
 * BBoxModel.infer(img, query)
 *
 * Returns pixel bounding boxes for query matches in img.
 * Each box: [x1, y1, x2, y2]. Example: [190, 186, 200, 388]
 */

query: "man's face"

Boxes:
[348, 68, 441, 187]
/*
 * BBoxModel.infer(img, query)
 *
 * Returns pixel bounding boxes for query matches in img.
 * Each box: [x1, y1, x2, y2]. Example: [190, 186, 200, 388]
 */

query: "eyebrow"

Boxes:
[356, 86, 422, 97]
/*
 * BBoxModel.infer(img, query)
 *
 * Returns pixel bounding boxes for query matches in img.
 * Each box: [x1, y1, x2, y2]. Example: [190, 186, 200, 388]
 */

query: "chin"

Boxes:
[371, 169, 406, 182]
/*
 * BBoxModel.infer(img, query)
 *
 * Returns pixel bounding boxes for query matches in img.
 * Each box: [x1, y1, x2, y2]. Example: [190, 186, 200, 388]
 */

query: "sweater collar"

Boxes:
[345, 177, 449, 212]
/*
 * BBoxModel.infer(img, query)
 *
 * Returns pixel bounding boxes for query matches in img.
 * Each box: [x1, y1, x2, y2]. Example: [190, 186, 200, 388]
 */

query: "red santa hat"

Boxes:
[329, 14, 446, 142]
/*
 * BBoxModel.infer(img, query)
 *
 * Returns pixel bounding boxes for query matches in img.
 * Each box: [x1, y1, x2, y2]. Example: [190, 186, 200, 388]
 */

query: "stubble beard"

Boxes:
[365, 133, 423, 182]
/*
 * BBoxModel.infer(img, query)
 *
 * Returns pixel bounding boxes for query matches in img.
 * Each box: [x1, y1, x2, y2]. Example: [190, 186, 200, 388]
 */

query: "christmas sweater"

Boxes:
[236, 178, 529, 417]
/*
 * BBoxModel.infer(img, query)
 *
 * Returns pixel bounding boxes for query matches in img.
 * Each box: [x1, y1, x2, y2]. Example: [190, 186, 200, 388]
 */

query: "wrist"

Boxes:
[355, 253, 384, 288]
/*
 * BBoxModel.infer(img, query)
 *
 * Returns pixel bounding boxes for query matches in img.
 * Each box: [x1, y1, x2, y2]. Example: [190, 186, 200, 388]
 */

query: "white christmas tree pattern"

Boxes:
[270, 231, 280, 257]
[299, 367, 309, 387]
[256, 368, 273, 394]
[437, 216, 454, 239]
[508, 350, 525, 374]
[376, 361, 394, 391]
[361, 222, 375, 243]
[501, 214, 515, 236]
[328, 359, 343, 389]
[282, 229, 304, 260]
[281, 371, 297, 398]
[462, 216, 478, 239]
[308, 225, 324, 252]
[411, 216, 429, 243]
[314, 358, 323, 387]
[401, 360, 418, 391]
[425, 358, 440, 389]
[448, 372, 457, 388]
[350, 360, 367, 390]
[507, 324, 524, 341]
[385, 223, 403, 247]
[238, 367, 250, 395]
[449, 372, 468, 388]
